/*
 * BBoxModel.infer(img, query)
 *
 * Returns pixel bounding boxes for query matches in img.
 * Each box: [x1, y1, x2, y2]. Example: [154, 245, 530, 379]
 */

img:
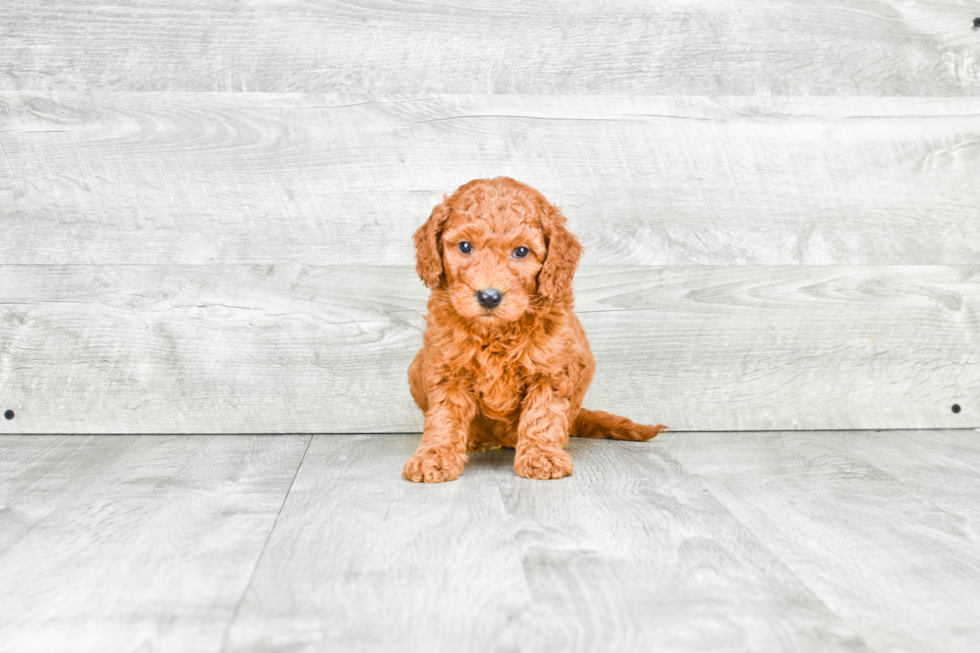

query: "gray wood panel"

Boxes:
[3, 431, 979, 652]
[3, 431, 978, 652]
[2, 1, 977, 95]
[839, 429, 980, 528]
[2, 93, 979, 266]
[669, 430, 980, 653]
[222, 434, 869, 653]
[2, 265, 976, 433]
[0, 434, 311, 653]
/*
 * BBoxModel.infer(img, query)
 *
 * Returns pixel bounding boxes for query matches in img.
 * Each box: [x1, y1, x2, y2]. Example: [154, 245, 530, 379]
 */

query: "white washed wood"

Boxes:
[1, 265, 976, 433]
[224, 434, 541, 653]
[2, 93, 979, 266]
[0, 434, 311, 653]
[838, 429, 980, 529]
[2, 432, 977, 652]
[0, 265, 429, 434]
[669, 430, 980, 653]
[1, 1, 977, 95]
[223, 434, 868, 653]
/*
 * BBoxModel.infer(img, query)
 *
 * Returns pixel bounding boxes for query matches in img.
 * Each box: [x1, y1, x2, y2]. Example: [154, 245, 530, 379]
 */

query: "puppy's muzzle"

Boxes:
[476, 288, 503, 309]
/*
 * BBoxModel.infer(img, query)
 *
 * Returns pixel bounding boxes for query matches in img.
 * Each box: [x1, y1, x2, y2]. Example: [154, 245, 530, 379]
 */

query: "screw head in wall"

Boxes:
[3, 410, 13, 420]
[952, 404, 962, 413]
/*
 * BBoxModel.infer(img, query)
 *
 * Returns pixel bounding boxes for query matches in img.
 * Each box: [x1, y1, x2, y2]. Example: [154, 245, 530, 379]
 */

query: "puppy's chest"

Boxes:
[467, 349, 528, 419]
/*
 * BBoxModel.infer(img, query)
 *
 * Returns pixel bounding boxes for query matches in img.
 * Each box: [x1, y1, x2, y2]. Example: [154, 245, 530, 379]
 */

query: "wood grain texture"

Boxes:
[839, 429, 980, 529]
[2, 432, 977, 652]
[1, 1, 978, 95]
[1, 264, 976, 433]
[669, 430, 980, 653]
[223, 434, 869, 653]
[2, 93, 979, 266]
[0, 434, 311, 653]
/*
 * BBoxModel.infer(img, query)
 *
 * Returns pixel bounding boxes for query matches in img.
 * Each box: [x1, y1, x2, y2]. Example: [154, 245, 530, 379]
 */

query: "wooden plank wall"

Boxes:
[1, 1, 978, 433]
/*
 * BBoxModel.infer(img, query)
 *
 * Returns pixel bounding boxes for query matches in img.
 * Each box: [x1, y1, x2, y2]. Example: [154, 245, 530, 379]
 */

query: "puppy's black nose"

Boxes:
[476, 288, 503, 309]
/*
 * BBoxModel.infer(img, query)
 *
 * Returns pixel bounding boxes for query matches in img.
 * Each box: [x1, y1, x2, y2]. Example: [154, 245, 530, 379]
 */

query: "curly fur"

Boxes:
[404, 177, 667, 483]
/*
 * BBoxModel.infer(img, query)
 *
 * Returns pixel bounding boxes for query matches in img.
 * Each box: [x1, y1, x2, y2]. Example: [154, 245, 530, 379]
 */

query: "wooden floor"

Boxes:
[2, 431, 979, 652]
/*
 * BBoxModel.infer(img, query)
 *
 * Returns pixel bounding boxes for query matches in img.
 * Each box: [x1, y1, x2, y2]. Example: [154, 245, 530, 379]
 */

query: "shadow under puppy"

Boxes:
[405, 177, 666, 483]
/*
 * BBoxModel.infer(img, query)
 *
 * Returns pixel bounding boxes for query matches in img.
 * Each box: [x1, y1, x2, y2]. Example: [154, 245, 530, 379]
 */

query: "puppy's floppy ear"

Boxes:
[537, 204, 582, 301]
[414, 198, 452, 288]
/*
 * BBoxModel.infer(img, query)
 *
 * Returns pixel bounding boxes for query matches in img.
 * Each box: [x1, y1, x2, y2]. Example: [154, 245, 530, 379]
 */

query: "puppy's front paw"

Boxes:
[403, 448, 468, 483]
[514, 448, 573, 480]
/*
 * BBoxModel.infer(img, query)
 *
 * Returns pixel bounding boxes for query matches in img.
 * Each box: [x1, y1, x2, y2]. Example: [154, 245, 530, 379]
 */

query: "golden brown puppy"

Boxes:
[404, 177, 666, 483]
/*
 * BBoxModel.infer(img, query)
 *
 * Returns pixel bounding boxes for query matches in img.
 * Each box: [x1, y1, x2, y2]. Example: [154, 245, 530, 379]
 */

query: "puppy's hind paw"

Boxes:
[402, 448, 468, 483]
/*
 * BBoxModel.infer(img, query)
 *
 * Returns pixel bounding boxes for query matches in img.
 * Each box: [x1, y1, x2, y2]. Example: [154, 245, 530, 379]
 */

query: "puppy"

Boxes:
[404, 177, 666, 483]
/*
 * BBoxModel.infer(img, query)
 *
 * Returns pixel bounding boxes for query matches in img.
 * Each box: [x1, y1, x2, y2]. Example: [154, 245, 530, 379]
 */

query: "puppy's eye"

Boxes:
[513, 246, 530, 259]
[458, 242, 473, 254]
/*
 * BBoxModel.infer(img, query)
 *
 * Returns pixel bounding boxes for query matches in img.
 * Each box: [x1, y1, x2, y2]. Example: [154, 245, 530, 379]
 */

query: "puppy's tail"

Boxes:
[571, 409, 668, 442]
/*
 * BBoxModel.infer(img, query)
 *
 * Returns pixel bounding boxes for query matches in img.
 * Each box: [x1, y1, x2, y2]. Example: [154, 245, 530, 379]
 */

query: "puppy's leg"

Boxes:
[514, 382, 574, 480]
[403, 382, 475, 483]
[407, 349, 428, 413]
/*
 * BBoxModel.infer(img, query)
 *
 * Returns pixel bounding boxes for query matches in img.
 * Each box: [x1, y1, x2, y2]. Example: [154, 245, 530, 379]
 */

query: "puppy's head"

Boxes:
[414, 177, 582, 325]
